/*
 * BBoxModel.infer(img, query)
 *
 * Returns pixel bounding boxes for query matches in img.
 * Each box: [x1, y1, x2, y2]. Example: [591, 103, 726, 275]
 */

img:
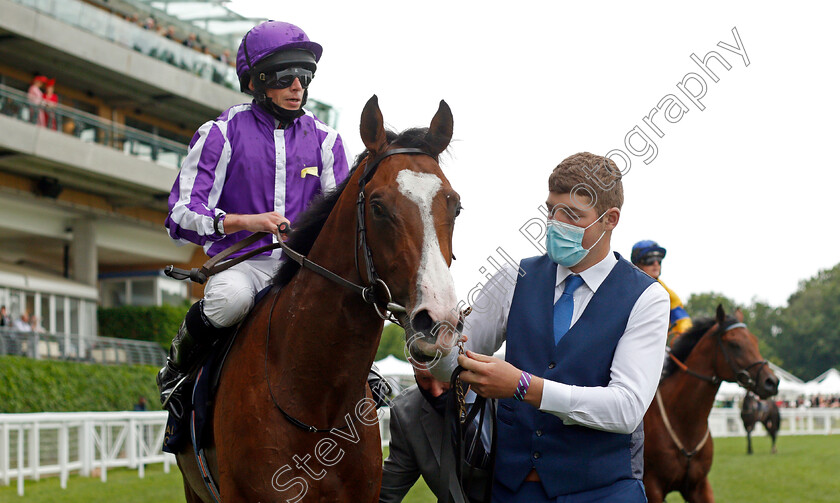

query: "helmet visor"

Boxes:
[261, 67, 313, 89]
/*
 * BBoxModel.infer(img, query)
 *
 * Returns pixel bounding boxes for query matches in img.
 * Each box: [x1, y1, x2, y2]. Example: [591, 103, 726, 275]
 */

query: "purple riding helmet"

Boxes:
[235, 21, 323, 119]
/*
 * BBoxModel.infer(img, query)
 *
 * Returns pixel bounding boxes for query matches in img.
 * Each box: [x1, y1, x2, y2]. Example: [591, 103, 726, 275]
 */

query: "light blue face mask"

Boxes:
[545, 210, 608, 267]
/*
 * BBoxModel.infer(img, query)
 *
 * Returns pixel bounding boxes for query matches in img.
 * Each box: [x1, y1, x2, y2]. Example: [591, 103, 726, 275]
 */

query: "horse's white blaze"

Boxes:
[396, 170, 458, 329]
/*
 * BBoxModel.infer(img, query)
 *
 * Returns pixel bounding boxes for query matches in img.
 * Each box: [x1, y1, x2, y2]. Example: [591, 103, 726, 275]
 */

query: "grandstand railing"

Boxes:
[0, 84, 188, 169]
[0, 411, 172, 496]
[0, 328, 167, 367]
[11, 0, 239, 90]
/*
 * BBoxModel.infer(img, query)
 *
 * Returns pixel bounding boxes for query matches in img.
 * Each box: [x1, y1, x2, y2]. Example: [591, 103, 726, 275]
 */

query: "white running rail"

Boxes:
[0, 411, 173, 496]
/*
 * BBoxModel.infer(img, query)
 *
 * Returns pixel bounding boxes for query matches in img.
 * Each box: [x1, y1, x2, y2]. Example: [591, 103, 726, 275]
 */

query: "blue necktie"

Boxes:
[554, 274, 584, 344]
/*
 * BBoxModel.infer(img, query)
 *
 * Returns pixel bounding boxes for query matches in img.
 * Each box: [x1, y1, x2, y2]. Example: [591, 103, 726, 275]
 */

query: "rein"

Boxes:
[164, 147, 442, 434]
[439, 365, 497, 503]
[164, 147, 438, 326]
[263, 286, 356, 433]
[655, 389, 710, 460]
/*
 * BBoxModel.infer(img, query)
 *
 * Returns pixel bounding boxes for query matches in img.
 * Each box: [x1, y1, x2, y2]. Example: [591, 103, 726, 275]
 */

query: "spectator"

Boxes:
[182, 32, 197, 49]
[30, 315, 45, 333]
[218, 48, 231, 65]
[27, 75, 47, 126]
[164, 26, 176, 40]
[43, 78, 58, 130]
[143, 17, 156, 31]
[134, 396, 148, 411]
[0, 305, 9, 326]
[13, 312, 32, 332]
[62, 116, 76, 136]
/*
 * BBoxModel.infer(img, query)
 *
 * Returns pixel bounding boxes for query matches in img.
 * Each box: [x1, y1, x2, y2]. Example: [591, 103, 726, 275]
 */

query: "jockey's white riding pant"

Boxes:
[202, 256, 278, 328]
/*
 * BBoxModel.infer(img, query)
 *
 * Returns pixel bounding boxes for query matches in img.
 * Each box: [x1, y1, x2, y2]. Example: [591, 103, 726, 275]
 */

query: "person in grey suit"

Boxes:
[380, 364, 490, 503]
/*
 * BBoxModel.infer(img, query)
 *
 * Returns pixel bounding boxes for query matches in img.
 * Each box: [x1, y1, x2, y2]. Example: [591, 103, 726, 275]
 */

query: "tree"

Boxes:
[375, 322, 408, 361]
[767, 264, 840, 381]
[685, 292, 737, 320]
[741, 300, 780, 364]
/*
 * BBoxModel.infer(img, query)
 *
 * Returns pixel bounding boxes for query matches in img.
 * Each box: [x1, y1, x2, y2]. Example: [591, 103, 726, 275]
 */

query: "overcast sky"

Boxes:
[229, 1, 839, 308]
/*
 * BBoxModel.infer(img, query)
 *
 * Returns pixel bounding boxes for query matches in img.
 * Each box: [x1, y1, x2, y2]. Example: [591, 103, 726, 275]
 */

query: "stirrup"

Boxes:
[161, 374, 191, 411]
[368, 366, 393, 408]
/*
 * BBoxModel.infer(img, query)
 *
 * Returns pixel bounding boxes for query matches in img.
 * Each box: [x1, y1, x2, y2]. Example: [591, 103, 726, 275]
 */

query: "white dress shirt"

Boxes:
[432, 251, 669, 435]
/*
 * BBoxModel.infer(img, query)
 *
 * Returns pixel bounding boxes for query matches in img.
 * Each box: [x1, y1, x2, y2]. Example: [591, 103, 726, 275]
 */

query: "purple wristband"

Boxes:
[514, 371, 532, 401]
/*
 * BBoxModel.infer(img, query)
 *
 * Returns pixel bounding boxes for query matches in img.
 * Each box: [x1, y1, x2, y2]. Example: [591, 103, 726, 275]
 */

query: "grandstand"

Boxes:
[0, 0, 339, 364]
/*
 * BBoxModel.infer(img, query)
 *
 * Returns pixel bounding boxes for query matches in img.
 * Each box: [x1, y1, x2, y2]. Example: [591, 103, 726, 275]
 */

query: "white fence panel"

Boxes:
[0, 411, 173, 496]
[701, 407, 840, 437]
[2, 408, 837, 495]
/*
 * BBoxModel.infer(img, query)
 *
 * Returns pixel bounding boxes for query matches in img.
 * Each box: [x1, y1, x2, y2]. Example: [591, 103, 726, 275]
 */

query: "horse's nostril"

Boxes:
[765, 377, 779, 393]
[411, 310, 434, 334]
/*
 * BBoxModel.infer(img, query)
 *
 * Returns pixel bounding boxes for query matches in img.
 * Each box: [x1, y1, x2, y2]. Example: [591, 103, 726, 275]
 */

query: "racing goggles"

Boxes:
[640, 254, 663, 266]
[260, 67, 313, 89]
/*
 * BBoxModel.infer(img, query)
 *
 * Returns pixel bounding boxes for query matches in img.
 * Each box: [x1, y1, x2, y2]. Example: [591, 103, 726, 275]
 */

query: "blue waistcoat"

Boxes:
[494, 253, 655, 497]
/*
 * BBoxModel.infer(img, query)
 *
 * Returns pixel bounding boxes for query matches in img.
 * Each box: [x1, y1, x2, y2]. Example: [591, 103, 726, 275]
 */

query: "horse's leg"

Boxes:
[767, 419, 778, 454]
[745, 428, 753, 455]
[767, 408, 780, 454]
[684, 476, 715, 503]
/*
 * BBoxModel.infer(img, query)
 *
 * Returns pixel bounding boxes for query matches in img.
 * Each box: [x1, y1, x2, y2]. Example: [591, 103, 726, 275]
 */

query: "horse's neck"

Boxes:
[660, 340, 722, 436]
[270, 196, 384, 425]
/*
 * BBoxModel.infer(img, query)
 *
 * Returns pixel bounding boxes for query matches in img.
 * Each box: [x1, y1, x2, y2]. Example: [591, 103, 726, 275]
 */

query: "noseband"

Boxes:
[667, 321, 768, 394]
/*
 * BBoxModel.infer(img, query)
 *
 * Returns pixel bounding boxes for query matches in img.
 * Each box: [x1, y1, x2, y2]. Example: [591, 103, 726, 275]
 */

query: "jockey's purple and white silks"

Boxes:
[165, 101, 350, 258]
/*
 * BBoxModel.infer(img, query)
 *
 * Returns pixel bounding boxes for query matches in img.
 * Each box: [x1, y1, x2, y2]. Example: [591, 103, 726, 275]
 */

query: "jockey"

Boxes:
[158, 21, 350, 412]
[631, 240, 692, 341]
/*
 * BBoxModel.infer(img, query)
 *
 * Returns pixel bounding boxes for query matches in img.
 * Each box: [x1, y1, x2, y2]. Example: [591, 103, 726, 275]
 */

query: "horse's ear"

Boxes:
[426, 99, 453, 157]
[360, 95, 388, 154]
[716, 304, 725, 325]
[735, 308, 744, 322]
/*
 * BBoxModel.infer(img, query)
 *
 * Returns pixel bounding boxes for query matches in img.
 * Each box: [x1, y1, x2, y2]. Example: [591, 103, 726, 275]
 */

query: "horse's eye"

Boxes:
[371, 202, 386, 218]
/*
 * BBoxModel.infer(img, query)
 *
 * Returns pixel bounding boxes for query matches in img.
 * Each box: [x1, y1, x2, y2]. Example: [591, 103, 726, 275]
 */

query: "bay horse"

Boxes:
[643, 305, 779, 503]
[176, 96, 463, 502]
[741, 391, 780, 454]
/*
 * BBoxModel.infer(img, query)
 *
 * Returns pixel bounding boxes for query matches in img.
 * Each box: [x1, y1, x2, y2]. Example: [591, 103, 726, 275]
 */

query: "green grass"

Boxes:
[2, 436, 837, 502]
[0, 464, 185, 502]
[664, 434, 840, 502]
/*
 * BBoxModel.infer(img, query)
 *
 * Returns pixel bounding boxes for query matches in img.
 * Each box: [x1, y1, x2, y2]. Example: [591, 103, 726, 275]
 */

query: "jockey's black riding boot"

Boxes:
[156, 300, 229, 416]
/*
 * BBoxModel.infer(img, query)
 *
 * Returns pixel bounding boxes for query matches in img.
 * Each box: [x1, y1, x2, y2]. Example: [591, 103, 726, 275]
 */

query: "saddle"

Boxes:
[161, 286, 393, 455]
[162, 320, 239, 454]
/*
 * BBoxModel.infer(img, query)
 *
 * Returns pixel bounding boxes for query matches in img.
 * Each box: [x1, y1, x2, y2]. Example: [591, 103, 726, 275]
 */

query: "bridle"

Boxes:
[667, 321, 768, 393]
[166, 147, 456, 433]
[658, 320, 769, 468]
[262, 147, 445, 433]
[166, 147, 438, 323]
[353, 147, 438, 323]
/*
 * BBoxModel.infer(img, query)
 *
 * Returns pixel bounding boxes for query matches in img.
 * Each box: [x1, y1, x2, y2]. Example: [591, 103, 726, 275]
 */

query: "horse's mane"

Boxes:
[661, 314, 739, 379]
[272, 127, 442, 289]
